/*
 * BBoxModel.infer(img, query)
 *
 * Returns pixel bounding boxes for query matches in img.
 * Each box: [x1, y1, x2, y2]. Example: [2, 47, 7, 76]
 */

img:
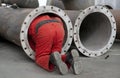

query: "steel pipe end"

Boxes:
[74, 6, 116, 57]
[20, 6, 73, 60]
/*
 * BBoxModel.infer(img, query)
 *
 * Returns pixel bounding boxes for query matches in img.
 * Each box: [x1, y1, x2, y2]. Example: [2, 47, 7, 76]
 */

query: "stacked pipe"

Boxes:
[61, 0, 120, 10]
[0, 0, 119, 59]
[0, 0, 65, 9]
[1, 0, 39, 8]
[0, 6, 73, 60]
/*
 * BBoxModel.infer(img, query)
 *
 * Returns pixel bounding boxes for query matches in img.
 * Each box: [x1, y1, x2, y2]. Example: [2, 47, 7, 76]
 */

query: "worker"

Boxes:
[28, 14, 81, 75]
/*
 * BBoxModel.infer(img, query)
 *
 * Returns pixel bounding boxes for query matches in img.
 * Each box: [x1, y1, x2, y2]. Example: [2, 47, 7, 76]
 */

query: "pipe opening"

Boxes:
[80, 12, 112, 51]
[28, 13, 68, 51]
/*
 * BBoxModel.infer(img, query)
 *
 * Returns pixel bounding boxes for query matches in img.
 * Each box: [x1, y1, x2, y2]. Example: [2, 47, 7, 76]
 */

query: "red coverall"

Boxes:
[28, 15, 68, 71]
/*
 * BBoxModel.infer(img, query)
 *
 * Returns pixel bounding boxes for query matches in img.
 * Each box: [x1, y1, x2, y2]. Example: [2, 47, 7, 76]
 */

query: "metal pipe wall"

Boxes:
[0, 7, 31, 46]
[62, 0, 94, 10]
[50, 0, 65, 9]
[0, 6, 73, 60]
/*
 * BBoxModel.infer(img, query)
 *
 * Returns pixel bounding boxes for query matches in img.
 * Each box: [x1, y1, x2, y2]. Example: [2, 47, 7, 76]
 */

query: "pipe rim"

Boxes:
[20, 6, 73, 60]
[74, 6, 116, 57]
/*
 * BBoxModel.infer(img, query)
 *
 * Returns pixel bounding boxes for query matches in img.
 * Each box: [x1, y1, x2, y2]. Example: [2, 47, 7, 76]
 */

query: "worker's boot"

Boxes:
[50, 51, 68, 75]
[66, 49, 82, 75]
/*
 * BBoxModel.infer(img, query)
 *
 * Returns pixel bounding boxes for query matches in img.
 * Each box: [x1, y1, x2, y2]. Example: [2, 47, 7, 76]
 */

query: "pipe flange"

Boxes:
[20, 6, 73, 60]
[74, 6, 116, 57]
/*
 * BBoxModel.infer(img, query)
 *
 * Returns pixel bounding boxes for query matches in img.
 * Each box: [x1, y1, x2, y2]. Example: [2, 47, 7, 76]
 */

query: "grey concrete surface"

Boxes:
[0, 38, 120, 78]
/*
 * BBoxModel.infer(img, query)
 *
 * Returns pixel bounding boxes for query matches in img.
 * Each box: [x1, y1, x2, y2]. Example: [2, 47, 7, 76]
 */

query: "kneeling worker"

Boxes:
[28, 14, 81, 75]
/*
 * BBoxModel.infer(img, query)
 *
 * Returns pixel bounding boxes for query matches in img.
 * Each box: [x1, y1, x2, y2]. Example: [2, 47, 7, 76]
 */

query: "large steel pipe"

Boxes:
[1, 0, 39, 8]
[1, 0, 65, 9]
[0, 6, 73, 60]
[110, 10, 120, 39]
[49, 0, 65, 9]
[62, 0, 120, 10]
[74, 6, 116, 57]
[62, 0, 94, 10]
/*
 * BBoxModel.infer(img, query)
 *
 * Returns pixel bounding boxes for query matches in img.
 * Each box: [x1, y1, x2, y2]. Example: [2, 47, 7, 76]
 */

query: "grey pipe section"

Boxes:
[1, 0, 65, 9]
[1, 0, 39, 8]
[62, 0, 94, 10]
[0, 7, 32, 46]
[50, 0, 65, 9]
[0, 6, 73, 60]
[62, 0, 120, 10]
[73, 6, 116, 57]
[110, 10, 120, 39]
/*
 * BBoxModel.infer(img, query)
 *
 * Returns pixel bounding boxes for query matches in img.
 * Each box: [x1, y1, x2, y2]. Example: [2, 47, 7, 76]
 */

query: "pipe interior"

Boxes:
[80, 12, 112, 51]
[28, 13, 68, 50]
